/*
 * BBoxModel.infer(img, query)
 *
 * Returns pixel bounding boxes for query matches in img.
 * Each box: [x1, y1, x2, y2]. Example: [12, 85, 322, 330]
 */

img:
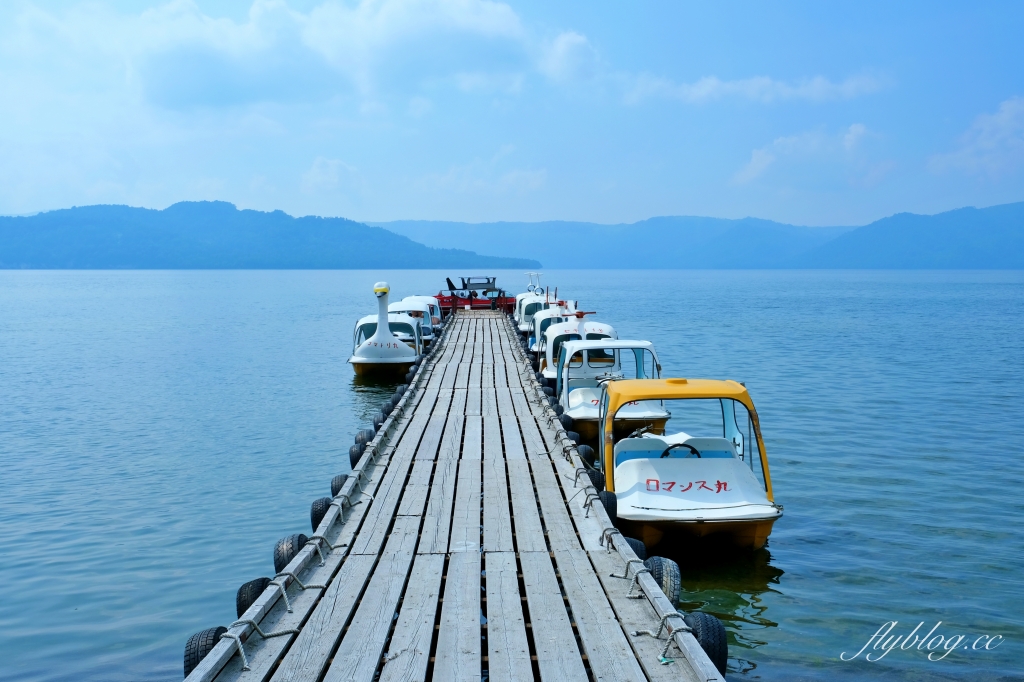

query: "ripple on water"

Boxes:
[1, 270, 1022, 681]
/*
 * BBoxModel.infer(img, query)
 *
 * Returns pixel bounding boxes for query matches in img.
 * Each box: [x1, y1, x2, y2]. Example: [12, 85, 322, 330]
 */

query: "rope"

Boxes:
[610, 557, 650, 597]
[631, 612, 691, 663]
[221, 618, 301, 671]
[274, 571, 326, 592]
[306, 534, 347, 566]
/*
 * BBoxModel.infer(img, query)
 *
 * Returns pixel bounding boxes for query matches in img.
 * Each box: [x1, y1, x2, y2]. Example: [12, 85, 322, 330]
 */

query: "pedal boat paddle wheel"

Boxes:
[598, 378, 783, 549]
[348, 282, 421, 377]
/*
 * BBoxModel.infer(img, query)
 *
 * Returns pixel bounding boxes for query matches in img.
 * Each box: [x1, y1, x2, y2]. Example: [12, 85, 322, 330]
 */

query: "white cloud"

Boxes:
[626, 74, 882, 105]
[418, 146, 545, 194]
[301, 157, 357, 194]
[928, 96, 1024, 179]
[453, 71, 524, 93]
[733, 124, 871, 184]
[538, 30, 597, 83]
[408, 96, 433, 117]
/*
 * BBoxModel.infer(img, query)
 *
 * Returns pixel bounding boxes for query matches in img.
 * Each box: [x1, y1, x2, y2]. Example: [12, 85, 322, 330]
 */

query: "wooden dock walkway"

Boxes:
[186, 311, 724, 682]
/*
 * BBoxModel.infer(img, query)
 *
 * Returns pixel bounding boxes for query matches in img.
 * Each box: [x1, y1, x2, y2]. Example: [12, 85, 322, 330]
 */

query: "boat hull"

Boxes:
[350, 360, 415, 377]
[618, 516, 779, 550]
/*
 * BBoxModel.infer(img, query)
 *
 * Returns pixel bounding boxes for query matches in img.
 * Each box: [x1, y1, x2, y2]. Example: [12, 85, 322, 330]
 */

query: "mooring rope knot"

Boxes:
[631, 612, 691, 662]
[221, 618, 301, 670]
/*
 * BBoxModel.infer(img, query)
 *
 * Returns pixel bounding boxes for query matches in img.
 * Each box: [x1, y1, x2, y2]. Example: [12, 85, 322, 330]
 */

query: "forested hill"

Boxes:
[374, 201, 1024, 269]
[0, 201, 541, 269]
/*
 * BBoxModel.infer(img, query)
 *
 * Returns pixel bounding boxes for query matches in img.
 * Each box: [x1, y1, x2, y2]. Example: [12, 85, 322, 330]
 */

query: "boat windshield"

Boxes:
[610, 397, 768, 490]
[523, 302, 546, 318]
[537, 316, 564, 338]
[356, 322, 418, 344]
[551, 333, 581, 361]
[585, 334, 614, 364]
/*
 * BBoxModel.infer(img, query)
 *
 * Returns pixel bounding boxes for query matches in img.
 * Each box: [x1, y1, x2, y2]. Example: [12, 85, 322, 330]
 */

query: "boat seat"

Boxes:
[614, 436, 737, 466]
[567, 378, 599, 392]
[614, 437, 670, 466]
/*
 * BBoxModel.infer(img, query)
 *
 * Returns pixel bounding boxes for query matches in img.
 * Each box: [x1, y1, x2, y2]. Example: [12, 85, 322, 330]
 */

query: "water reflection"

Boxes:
[654, 541, 784, 676]
[350, 375, 402, 428]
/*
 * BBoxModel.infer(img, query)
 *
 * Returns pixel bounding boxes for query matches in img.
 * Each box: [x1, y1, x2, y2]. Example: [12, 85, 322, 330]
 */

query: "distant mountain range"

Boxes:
[2, 200, 1021, 269]
[373, 201, 1024, 269]
[0, 202, 540, 269]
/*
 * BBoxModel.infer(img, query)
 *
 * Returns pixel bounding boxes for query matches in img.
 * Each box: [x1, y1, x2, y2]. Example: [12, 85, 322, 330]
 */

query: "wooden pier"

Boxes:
[186, 311, 724, 682]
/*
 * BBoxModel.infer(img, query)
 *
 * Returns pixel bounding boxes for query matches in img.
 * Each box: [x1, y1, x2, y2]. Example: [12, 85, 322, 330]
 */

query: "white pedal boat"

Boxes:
[348, 282, 421, 377]
[553, 339, 668, 444]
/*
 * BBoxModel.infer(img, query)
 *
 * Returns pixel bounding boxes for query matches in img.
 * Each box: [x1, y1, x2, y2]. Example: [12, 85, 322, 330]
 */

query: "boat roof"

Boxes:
[356, 312, 421, 325]
[544, 319, 615, 337]
[561, 339, 655, 354]
[402, 295, 439, 304]
[389, 301, 430, 312]
[604, 378, 754, 415]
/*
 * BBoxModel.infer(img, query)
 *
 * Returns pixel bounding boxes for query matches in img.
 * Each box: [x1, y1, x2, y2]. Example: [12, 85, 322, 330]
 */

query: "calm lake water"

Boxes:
[1, 270, 1022, 681]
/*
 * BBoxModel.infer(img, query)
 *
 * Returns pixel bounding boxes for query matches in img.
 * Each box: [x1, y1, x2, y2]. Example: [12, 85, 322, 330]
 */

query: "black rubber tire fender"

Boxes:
[310, 496, 332, 531]
[349, 443, 365, 469]
[542, 386, 554, 396]
[331, 474, 349, 497]
[576, 444, 596, 467]
[623, 536, 647, 560]
[395, 384, 407, 398]
[683, 611, 729, 675]
[598, 490, 617, 523]
[558, 413, 574, 430]
[644, 556, 682, 608]
[184, 626, 227, 677]
[273, 533, 308, 574]
[373, 409, 386, 430]
[235, 577, 271, 618]
[565, 431, 580, 444]
[587, 467, 605, 491]
[355, 428, 376, 445]
[552, 404, 564, 416]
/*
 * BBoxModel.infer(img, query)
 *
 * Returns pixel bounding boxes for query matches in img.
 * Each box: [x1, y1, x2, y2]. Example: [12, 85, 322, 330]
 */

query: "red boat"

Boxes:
[436, 276, 516, 316]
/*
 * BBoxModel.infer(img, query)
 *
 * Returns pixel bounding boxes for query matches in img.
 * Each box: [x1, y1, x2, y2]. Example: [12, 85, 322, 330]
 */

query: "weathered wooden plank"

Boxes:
[396, 460, 433, 516]
[448, 386, 468, 417]
[455, 361, 472, 389]
[482, 415, 503, 461]
[418, 456, 458, 554]
[553, 549, 647, 682]
[266, 554, 377, 682]
[495, 385, 515, 415]
[509, 391, 548, 458]
[465, 386, 482, 416]
[378, 553, 445, 682]
[433, 551, 482, 681]
[348, 452, 416, 555]
[482, 363, 495, 388]
[449, 460, 481, 553]
[484, 552, 532, 682]
[412, 389, 454, 461]
[481, 387, 497, 414]
[436, 413, 464, 463]
[320, 516, 421, 682]
[505, 460, 546, 553]
[529, 457, 581, 551]
[462, 416, 482, 461]
[518, 551, 588, 682]
[482, 457, 513, 552]
[500, 414, 527, 460]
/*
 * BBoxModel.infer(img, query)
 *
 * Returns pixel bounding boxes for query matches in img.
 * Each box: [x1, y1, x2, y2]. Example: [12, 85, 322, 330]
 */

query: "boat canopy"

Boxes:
[603, 378, 755, 417]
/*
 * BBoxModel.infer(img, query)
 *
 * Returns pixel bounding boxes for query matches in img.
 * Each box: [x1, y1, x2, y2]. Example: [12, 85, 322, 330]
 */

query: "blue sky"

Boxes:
[1, 1, 1022, 225]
